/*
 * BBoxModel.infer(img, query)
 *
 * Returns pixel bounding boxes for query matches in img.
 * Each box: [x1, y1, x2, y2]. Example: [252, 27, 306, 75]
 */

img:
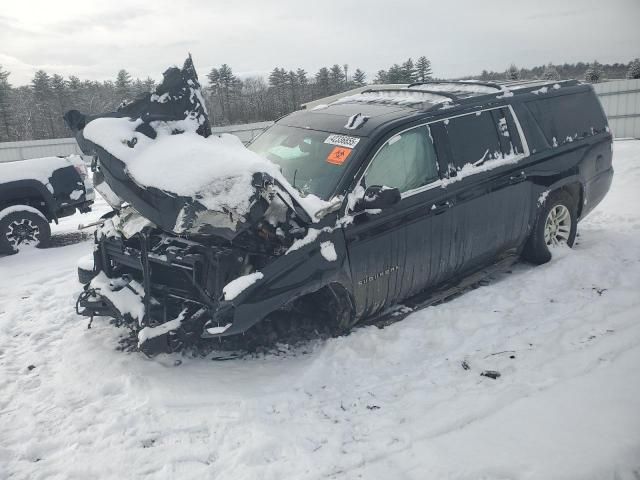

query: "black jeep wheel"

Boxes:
[523, 190, 577, 265]
[0, 207, 51, 254]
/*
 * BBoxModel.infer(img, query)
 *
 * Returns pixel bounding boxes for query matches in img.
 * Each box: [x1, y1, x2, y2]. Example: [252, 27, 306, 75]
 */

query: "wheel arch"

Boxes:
[0, 180, 57, 221]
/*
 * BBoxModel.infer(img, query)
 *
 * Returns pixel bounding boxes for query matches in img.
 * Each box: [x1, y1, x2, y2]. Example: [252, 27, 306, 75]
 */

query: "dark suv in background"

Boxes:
[0, 155, 94, 254]
[74, 76, 613, 354]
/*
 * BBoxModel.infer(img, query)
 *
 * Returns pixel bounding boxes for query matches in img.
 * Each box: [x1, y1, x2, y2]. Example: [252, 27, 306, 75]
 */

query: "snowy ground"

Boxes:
[1, 141, 639, 480]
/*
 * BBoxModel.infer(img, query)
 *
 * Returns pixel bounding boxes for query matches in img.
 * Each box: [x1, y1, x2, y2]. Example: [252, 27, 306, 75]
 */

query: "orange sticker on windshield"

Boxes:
[326, 146, 351, 165]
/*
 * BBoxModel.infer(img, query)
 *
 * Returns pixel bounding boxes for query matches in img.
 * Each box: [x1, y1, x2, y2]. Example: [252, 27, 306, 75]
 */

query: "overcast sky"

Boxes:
[1, 0, 639, 86]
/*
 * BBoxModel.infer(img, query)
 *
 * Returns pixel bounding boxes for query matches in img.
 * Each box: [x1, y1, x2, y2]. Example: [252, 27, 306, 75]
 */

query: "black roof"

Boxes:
[280, 79, 583, 137]
[278, 102, 420, 137]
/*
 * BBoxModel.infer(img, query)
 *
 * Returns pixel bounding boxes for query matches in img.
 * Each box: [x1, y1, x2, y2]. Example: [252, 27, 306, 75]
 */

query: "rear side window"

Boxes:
[525, 92, 607, 147]
[444, 110, 502, 170]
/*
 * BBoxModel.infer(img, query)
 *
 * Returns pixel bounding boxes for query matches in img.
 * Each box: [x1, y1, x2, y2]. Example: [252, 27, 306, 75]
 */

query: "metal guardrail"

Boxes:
[0, 121, 274, 163]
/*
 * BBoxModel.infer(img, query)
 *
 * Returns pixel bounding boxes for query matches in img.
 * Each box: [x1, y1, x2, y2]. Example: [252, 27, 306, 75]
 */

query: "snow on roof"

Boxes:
[333, 90, 453, 107]
[409, 83, 500, 95]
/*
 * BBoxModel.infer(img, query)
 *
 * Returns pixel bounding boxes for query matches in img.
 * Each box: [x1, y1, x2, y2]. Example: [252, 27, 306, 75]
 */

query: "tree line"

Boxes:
[1, 57, 639, 143]
[479, 59, 640, 84]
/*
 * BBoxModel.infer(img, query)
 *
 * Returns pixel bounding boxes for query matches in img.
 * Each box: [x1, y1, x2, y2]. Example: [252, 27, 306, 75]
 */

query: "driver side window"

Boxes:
[364, 125, 439, 194]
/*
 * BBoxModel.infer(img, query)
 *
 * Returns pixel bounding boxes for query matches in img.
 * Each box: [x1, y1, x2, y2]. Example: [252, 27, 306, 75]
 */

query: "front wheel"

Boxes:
[0, 206, 51, 254]
[522, 190, 577, 265]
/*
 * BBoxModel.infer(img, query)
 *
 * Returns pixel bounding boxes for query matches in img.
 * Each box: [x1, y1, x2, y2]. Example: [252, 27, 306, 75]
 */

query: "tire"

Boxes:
[522, 190, 577, 265]
[0, 206, 51, 254]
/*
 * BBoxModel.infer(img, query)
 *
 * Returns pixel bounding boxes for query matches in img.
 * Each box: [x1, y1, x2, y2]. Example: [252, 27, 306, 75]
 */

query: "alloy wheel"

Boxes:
[6, 219, 41, 248]
[543, 204, 571, 247]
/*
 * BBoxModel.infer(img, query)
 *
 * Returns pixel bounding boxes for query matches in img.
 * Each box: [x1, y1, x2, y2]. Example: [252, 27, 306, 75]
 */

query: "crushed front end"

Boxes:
[76, 211, 280, 355]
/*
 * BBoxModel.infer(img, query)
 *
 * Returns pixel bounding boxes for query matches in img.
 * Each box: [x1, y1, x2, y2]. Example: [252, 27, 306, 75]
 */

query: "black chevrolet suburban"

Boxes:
[0, 155, 94, 254]
[70, 63, 612, 355]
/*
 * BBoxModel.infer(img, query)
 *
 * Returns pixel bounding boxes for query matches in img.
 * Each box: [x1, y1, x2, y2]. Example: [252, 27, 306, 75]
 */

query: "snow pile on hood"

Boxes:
[83, 118, 282, 219]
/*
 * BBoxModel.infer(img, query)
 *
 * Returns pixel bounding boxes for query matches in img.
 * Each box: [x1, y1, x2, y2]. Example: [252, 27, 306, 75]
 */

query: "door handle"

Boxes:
[431, 199, 455, 215]
[509, 171, 527, 184]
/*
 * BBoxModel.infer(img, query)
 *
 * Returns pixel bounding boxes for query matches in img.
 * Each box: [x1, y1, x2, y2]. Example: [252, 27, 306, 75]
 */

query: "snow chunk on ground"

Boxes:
[320, 241, 337, 261]
[223, 271, 264, 301]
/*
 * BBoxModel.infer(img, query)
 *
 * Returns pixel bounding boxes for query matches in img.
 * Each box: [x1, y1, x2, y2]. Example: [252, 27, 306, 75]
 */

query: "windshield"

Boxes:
[248, 125, 357, 200]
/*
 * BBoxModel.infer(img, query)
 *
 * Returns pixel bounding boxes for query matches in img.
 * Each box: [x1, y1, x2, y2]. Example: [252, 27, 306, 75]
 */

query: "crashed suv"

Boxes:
[67, 57, 613, 355]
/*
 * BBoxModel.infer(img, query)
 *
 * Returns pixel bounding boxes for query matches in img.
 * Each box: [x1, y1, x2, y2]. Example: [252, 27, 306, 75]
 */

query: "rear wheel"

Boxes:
[523, 190, 577, 264]
[0, 206, 51, 254]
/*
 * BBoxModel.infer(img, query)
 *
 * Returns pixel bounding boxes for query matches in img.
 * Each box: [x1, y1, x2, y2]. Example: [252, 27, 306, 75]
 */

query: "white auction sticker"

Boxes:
[324, 134, 361, 149]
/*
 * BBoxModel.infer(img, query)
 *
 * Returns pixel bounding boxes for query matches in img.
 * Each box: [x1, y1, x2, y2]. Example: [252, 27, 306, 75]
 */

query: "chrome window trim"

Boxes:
[344, 105, 531, 213]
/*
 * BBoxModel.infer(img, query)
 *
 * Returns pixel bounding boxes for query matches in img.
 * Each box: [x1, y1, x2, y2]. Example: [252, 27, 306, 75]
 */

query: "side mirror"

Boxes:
[362, 185, 401, 210]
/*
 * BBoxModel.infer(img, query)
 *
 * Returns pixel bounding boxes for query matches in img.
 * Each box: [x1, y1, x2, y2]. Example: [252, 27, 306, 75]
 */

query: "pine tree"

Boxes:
[505, 64, 520, 80]
[401, 58, 417, 83]
[50, 74, 68, 137]
[352, 68, 366, 86]
[208, 64, 239, 123]
[32, 70, 55, 138]
[627, 58, 640, 79]
[0, 65, 12, 141]
[287, 70, 299, 109]
[142, 77, 156, 92]
[374, 70, 388, 84]
[115, 69, 132, 102]
[386, 64, 403, 83]
[269, 67, 288, 115]
[315, 67, 330, 96]
[296, 68, 308, 87]
[542, 63, 560, 80]
[584, 61, 603, 83]
[415, 56, 433, 82]
[328, 64, 345, 94]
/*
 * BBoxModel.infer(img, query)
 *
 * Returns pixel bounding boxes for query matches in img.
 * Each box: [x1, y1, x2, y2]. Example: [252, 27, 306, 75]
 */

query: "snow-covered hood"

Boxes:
[64, 56, 327, 241]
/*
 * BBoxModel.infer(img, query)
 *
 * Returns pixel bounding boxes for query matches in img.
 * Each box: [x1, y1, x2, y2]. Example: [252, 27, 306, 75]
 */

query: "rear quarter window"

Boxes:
[525, 91, 608, 147]
[444, 110, 502, 170]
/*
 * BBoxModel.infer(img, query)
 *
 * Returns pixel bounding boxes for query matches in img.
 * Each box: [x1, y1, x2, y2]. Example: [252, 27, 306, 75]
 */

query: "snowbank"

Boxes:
[1, 142, 639, 479]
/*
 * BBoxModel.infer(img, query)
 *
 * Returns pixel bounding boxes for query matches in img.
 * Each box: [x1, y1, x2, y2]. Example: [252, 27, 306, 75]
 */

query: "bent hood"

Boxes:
[64, 56, 324, 241]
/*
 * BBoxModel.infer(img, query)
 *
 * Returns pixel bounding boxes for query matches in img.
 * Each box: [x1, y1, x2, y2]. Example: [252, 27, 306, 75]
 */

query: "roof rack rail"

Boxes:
[407, 80, 503, 90]
[360, 88, 459, 101]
